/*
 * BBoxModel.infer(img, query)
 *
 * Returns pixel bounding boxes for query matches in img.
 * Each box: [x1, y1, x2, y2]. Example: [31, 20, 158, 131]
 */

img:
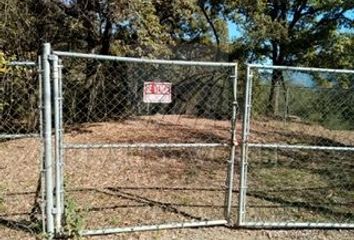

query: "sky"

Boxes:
[227, 9, 354, 40]
[226, 10, 354, 87]
[228, 21, 242, 40]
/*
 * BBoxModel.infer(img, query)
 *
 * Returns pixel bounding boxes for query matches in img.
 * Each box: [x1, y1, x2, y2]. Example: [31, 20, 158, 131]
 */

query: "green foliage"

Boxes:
[0, 185, 4, 211]
[250, 67, 353, 130]
[63, 197, 85, 239]
[228, 0, 353, 64]
[0, 0, 352, 130]
[0, 52, 7, 114]
[0, 51, 9, 73]
[252, 78, 354, 131]
[311, 87, 354, 130]
[226, 0, 353, 115]
[0, 59, 38, 133]
[61, 58, 233, 124]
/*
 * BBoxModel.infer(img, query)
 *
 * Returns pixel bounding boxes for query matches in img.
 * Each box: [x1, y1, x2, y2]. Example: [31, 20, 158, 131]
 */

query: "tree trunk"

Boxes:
[267, 40, 286, 116]
[266, 69, 282, 116]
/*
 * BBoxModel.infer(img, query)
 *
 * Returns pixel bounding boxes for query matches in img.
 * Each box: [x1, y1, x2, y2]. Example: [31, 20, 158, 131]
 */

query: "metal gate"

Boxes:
[0, 59, 46, 233]
[239, 64, 354, 228]
[36, 44, 354, 239]
[42, 43, 238, 237]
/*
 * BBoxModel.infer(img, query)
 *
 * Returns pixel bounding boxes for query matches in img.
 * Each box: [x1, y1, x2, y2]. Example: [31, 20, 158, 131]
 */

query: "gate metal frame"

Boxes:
[238, 64, 354, 229]
[43, 43, 238, 237]
[40, 44, 354, 238]
[1, 59, 47, 233]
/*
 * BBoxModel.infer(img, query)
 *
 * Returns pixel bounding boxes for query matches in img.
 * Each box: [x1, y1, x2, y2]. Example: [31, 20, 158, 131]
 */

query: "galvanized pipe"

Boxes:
[8, 61, 36, 66]
[0, 134, 40, 139]
[240, 222, 354, 229]
[248, 143, 354, 151]
[58, 59, 65, 219]
[64, 142, 229, 149]
[238, 65, 252, 225]
[50, 54, 62, 232]
[80, 220, 228, 236]
[225, 63, 238, 223]
[248, 64, 354, 74]
[241, 68, 253, 221]
[38, 55, 46, 234]
[53, 51, 236, 67]
[42, 43, 54, 238]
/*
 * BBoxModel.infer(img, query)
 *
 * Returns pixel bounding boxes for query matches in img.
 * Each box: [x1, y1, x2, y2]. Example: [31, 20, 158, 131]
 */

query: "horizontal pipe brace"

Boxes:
[8, 61, 36, 66]
[80, 220, 227, 236]
[247, 64, 354, 74]
[239, 222, 354, 229]
[248, 143, 354, 151]
[64, 142, 230, 149]
[48, 55, 59, 61]
[0, 134, 40, 139]
[53, 51, 237, 67]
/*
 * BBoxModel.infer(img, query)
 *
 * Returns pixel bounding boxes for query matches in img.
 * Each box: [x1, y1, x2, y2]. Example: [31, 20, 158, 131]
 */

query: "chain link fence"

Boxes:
[0, 60, 44, 235]
[238, 64, 354, 228]
[2, 45, 354, 239]
[50, 50, 238, 236]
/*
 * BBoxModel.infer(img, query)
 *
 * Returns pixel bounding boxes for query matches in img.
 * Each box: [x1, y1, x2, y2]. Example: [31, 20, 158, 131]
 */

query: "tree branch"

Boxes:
[198, 0, 220, 47]
[288, 0, 307, 30]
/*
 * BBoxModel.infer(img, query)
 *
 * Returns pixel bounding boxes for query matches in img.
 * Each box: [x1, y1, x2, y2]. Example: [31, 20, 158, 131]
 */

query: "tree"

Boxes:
[226, 0, 354, 115]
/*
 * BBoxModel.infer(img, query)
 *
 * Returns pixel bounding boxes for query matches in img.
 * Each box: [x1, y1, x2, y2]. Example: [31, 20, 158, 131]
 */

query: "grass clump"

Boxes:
[63, 197, 85, 239]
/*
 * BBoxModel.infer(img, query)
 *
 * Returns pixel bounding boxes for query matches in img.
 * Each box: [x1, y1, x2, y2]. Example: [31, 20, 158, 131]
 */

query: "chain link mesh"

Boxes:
[249, 69, 354, 143]
[59, 57, 236, 230]
[242, 67, 354, 225]
[0, 63, 43, 235]
[0, 64, 40, 135]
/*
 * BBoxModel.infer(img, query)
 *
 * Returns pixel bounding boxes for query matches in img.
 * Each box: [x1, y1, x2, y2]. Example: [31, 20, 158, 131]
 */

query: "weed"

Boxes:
[152, 230, 162, 240]
[109, 216, 121, 226]
[178, 195, 193, 205]
[0, 185, 4, 212]
[63, 197, 85, 239]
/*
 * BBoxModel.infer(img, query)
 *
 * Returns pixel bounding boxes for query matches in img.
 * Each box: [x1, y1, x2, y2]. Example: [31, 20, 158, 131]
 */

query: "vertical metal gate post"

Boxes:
[37, 55, 47, 234]
[50, 54, 63, 232]
[42, 43, 55, 238]
[58, 59, 65, 216]
[225, 63, 238, 223]
[243, 67, 253, 220]
[238, 65, 252, 225]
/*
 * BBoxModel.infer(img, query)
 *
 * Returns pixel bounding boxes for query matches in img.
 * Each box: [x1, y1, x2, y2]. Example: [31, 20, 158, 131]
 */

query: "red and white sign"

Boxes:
[143, 81, 172, 103]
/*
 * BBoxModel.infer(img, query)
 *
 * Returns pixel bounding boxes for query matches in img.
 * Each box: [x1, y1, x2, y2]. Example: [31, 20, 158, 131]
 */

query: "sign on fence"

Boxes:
[143, 81, 172, 103]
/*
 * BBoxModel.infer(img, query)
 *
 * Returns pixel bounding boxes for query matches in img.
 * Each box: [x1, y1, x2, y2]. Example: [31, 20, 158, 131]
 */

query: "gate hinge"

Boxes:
[48, 55, 58, 61]
[52, 208, 58, 214]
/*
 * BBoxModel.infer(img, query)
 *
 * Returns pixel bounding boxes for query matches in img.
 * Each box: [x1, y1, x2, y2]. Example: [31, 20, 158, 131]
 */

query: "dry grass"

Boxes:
[250, 117, 354, 146]
[0, 114, 353, 239]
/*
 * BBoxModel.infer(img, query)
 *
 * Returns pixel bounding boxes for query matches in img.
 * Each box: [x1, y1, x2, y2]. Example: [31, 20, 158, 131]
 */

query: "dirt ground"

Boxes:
[1, 225, 354, 240]
[0, 115, 353, 239]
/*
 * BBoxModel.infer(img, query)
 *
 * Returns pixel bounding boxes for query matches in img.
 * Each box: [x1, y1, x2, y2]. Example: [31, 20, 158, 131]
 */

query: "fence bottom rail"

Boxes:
[239, 222, 354, 229]
[79, 220, 228, 236]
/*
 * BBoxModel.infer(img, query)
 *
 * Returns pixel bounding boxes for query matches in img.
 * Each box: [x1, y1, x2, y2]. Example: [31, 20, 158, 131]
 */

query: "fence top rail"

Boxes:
[52, 51, 237, 67]
[8, 61, 36, 66]
[247, 64, 354, 74]
[248, 143, 354, 152]
[64, 142, 229, 149]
